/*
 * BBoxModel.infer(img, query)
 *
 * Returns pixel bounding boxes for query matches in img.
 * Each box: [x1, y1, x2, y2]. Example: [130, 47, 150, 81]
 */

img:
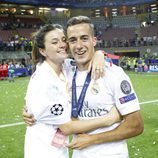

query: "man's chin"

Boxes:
[75, 59, 89, 66]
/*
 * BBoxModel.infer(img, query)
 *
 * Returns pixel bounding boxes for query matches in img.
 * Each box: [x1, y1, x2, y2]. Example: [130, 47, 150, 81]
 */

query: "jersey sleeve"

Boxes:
[25, 74, 71, 125]
[63, 58, 76, 86]
[112, 67, 140, 115]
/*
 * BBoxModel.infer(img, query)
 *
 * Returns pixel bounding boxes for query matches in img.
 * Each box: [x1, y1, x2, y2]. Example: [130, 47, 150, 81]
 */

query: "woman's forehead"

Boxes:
[45, 29, 65, 39]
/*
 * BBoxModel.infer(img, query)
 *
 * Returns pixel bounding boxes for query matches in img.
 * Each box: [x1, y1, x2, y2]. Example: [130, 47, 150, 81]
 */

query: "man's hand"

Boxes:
[22, 106, 36, 126]
[66, 134, 93, 150]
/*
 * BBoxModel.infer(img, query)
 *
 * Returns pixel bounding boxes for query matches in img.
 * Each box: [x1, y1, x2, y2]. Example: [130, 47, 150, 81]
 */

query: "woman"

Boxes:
[24, 24, 120, 158]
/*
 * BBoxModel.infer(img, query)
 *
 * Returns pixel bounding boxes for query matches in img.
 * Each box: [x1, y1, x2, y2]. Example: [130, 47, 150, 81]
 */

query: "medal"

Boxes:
[71, 69, 91, 118]
[91, 81, 100, 95]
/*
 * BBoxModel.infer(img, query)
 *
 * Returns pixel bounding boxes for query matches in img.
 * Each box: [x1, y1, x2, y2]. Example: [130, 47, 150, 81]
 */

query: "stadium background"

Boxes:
[0, 0, 158, 158]
[0, 0, 158, 77]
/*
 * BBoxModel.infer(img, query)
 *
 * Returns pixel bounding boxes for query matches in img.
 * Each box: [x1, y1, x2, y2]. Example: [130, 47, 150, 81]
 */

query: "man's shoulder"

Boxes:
[105, 61, 123, 75]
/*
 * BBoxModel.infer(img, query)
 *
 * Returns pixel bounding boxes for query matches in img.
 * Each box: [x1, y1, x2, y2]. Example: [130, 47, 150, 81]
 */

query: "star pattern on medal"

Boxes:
[50, 104, 64, 116]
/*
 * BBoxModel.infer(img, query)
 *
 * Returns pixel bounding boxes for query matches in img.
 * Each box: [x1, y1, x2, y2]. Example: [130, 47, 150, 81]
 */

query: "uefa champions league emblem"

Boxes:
[120, 80, 131, 94]
[91, 81, 100, 95]
[50, 104, 64, 116]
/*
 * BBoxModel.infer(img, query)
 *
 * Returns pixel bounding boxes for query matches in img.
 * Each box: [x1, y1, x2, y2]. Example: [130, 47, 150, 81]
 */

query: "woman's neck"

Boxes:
[45, 59, 62, 76]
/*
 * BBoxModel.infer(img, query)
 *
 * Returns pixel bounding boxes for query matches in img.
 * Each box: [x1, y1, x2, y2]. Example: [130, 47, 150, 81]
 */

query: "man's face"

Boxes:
[67, 23, 97, 69]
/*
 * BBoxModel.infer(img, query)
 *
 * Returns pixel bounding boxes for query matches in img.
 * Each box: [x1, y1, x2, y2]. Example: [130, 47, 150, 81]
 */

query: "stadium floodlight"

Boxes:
[150, 4, 157, 7]
[39, 7, 51, 10]
[151, 7, 157, 10]
[55, 8, 68, 12]
[152, 10, 157, 13]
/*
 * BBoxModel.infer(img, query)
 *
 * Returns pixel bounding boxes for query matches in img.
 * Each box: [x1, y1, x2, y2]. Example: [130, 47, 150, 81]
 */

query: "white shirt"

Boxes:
[24, 61, 71, 158]
[67, 61, 140, 158]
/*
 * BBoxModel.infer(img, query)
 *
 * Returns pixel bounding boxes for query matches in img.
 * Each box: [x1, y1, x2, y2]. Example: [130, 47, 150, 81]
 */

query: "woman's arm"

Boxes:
[59, 106, 121, 135]
[22, 105, 121, 135]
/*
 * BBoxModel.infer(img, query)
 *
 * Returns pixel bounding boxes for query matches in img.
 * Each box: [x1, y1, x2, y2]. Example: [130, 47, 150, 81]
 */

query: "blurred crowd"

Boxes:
[0, 35, 33, 52]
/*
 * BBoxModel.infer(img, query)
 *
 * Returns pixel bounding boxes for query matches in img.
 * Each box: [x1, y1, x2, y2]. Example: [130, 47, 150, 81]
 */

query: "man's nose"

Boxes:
[76, 40, 83, 49]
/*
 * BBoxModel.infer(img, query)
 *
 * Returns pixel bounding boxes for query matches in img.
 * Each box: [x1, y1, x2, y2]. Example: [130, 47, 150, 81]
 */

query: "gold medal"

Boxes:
[91, 81, 100, 95]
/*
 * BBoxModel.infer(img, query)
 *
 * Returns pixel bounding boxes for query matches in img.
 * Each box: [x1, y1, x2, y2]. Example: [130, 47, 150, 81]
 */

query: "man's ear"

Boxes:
[93, 37, 97, 47]
[39, 48, 46, 57]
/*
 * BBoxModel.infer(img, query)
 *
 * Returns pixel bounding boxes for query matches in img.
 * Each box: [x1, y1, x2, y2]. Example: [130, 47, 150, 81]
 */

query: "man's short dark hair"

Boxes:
[66, 16, 94, 36]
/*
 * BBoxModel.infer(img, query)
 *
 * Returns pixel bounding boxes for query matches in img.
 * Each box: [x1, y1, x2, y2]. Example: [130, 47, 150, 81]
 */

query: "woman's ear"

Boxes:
[39, 48, 46, 57]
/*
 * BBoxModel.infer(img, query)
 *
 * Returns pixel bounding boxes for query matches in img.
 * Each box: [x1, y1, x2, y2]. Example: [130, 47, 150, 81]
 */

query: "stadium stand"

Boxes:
[111, 15, 140, 28]
[0, 0, 158, 73]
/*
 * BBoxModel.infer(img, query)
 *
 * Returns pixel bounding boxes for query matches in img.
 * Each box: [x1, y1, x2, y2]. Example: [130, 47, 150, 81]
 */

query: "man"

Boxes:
[65, 16, 143, 158]
[23, 16, 143, 158]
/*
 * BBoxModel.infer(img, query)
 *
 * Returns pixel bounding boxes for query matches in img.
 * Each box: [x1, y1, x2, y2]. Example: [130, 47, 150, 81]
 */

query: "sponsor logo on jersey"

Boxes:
[119, 93, 136, 104]
[79, 101, 108, 117]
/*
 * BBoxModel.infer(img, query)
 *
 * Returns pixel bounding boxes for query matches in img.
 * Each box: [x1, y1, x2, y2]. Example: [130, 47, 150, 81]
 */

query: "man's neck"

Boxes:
[77, 62, 90, 71]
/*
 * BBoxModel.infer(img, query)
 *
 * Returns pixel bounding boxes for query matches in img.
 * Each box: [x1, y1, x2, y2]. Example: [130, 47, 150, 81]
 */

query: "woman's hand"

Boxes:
[22, 106, 36, 126]
[89, 50, 105, 80]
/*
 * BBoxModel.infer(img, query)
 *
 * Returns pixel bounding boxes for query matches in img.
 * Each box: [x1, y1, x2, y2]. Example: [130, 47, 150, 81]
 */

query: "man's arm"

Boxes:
[59, 106, 121, 135]
[67, 111, 144, 149]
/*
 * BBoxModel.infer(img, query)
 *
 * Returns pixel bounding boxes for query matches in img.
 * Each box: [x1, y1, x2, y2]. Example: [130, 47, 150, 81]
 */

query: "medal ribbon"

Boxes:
[71, 69, 91, 118]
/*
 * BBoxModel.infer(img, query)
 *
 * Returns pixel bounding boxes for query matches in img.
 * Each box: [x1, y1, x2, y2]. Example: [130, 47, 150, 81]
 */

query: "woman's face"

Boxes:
[40, 28, 68, 65]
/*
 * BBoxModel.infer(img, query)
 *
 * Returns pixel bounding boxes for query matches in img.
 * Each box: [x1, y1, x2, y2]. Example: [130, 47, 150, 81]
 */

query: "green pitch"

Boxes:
[0, 72, 158, 158]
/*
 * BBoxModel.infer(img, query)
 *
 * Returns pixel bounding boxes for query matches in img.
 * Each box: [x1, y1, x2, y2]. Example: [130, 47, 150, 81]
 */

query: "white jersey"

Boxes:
[67, 61, 140, 158]
[24, 61, 71, 158]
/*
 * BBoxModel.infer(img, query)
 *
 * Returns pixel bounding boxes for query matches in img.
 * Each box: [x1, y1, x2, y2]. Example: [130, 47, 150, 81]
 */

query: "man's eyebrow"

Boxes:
[68, 35, 88, 39]
[81, 35, 88, 38]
